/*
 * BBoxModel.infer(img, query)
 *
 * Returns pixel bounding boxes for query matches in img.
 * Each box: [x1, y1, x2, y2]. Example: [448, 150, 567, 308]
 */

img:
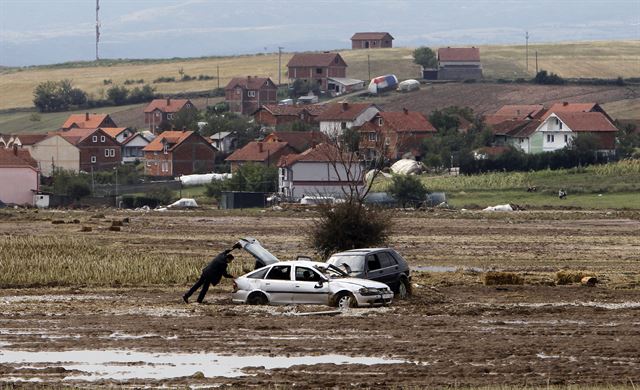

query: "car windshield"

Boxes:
[314, 264, 348, 279]
[327, 255, 364, 274]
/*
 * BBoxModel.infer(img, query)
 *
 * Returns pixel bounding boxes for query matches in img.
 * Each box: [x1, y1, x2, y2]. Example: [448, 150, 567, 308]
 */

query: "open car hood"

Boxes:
[237, 237, 279, 267]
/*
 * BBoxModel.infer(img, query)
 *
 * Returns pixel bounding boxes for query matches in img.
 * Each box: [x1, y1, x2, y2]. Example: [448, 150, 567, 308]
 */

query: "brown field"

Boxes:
[0, 209, 639, 388]
[0, 40, 638, 111]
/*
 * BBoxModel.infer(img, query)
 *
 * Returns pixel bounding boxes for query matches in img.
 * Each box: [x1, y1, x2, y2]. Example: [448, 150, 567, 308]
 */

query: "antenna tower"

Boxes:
[96, 0, 100, 61]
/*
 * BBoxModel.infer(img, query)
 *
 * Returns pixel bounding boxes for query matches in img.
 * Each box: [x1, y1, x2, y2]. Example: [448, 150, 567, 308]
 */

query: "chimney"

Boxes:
[341, 102, 349, 111]
[258, 142, 263, 153]
[85, 112, 90, 121]
[403, 108, 408, 115]
[166, 98, 171, 106]
[563, 102, 569, 106]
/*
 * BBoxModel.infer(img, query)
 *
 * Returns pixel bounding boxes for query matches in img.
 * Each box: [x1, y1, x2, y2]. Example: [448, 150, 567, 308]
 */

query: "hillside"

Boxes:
[0, 40, 637, 111]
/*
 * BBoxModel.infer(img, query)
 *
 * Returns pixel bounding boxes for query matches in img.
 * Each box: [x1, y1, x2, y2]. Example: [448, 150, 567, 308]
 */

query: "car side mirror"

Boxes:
[314, 281, 324, 289]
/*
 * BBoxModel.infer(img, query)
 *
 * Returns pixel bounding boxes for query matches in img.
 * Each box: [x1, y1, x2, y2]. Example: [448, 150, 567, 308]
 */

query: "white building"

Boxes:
[277, 143, 364, 200]
[316, 102, 380, 138]
[5, 134, 79, 176]
[122, 133, 154, 163]
[209, 132, 237, 154]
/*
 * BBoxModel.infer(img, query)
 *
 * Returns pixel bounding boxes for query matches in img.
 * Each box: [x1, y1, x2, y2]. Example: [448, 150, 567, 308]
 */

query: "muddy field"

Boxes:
[0, 209, 639, 388]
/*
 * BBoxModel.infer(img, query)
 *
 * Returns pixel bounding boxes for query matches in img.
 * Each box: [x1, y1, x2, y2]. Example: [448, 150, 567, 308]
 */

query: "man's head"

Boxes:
[226, 254, 234, 262]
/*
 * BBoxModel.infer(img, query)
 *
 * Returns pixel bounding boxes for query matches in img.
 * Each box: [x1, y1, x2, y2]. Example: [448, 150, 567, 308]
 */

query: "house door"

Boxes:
[365, 41, 369, 48]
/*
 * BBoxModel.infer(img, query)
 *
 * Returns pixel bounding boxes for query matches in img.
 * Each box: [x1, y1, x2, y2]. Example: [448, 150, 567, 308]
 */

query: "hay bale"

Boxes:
[51, 220, 65, 225]
[556, 271, 594, 285]
[109, 226, 121, 232]
[80, 226, 92, 232]
[581, 276, 598, 286]
[111, 220, 123, 227]
[483, 272, 524, 286]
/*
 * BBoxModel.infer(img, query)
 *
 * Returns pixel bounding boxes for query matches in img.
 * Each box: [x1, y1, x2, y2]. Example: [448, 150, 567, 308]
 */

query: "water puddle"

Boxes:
[412, 266, 485, 273]
[466, 301, 640, 310]
[1, 295, 117, 303]
[0, 350, 405, 381]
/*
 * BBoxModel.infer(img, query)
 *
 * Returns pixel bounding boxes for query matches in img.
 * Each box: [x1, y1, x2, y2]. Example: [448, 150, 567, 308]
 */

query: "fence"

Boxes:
[92, 180, 181, 197]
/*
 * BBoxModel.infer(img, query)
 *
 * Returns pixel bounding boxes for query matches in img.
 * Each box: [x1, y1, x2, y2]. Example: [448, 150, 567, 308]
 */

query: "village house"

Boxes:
[225, 141, 294, 172]
[224, 77, 277, 116]
[61, 113, 118, 131]
[277, 143, 364, 200]
[143, 98, 195, 132]
[52, 128, 121, 172]
[489, 119, 541, 153]
[142, 130, 216, 177]
[287, 52, 348, 92]
[5, 134, 79, 176]
[121, 132, 155, 164]
[101, 127, 136, 144]
[0, 147, 40, 206]
[209, 132, 237, 154]
[316, 102, 381, 137]
[350, 32, 394, 49]
[253, 104, 327, 128]
[358, 109, 437, 160]
[263, 131, 327, 153]
[540, 102, 613, 122]
[485, 104, 546, 126]
[434, 47, 483, 81]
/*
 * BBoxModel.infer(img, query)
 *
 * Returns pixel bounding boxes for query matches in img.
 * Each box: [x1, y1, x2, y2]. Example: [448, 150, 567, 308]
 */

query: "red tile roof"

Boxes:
[316, 102, 378, 122]
[225, 141, 291, 162]
[351, 32, 393, 40]
[225, 77, 275, 91]
[489, 119, 529, 136]
[510, 120, 542, 138]
[494, 105, 546, 119]
[259, 104, 306, 116]
[0, 148, 38, 169]
[101, 127, 131, 140]
[287, 52, 346, 68]
[540, 102, 600, 120]
[143, 98, 192, 114]
[142, 130, 195, 152]
[361, 111, 436, 133]
[553, 112, 618, 132]
[62, 113, 114, 129]
[278, 143, 348, 167]
[52, 128, 98, 145]
[438, 47, 480, 62]
[263, 131, 327, 153]
[10, 134, 48, 146]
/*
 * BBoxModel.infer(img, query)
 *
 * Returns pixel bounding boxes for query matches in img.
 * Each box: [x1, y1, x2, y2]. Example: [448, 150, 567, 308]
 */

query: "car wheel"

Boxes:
[247, 292, 268, 305]
[335, 293, 356, 310]
[397, 277, 411, 299]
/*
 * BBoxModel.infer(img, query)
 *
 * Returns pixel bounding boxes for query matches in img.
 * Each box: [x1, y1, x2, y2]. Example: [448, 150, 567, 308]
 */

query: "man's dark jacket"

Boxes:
[202, 250, 233, 285]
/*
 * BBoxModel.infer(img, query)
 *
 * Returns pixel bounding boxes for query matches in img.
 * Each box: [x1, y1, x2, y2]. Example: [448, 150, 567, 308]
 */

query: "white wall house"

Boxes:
[278, 143, 364, 200]
[5, 134, 79, 176]
[122, 133, 153, 163]
[317, 103, 380, 139]
[210, 132, 237, 154]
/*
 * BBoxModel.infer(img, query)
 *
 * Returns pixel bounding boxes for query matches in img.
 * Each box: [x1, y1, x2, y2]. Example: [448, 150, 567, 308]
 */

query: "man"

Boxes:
[183, 242, 242, 304]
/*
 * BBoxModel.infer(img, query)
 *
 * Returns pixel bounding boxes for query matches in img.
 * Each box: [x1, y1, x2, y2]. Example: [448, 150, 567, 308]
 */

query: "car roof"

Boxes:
[331, 248, 391, 255]
[265, 260, 326, 267]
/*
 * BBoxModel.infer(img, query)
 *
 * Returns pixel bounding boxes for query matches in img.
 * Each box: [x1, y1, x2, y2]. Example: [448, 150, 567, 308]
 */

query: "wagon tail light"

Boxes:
[232, 281, 238, 293]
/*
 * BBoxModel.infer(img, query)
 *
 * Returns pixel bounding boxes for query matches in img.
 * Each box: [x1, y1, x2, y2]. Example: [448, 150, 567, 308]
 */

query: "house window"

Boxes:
[236, 88, 241, 95]
[378, 117, 383, 126]
[384, 137, 390, 146]
[105, 149, 109, 157]
[341, 122, 347, 130]
[520, 138, 525, 143]
[110, 149, 116, 157]
[167, 113, 174, 120]
[368, 132, 377, 141]
[161, 162, 169, 172]
[547, 134, 555, 143]
[101, 135, 105, 142]
[92, 135, 97, 142]
[248, 91, 256, 97]
[564, 134, 568, 143]
[186, 103, 191, 108]
[155, 112, 161, 117]
[559, 122, 563, 130]
[316, 68, 323, 74]
[91, 156, 96, 163]
[163, 144, 168, 154]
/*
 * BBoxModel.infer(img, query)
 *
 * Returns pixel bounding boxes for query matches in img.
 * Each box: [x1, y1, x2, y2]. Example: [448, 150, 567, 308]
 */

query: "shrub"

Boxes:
[388, 174, 428, 208]
[533, 70, 565, 85]
[307, 201, 391, 260]
[413, 47, 437, 68]
[153, 76, 176, 83]
[106, 85, 129, 105]
[483, 272, 524, 285]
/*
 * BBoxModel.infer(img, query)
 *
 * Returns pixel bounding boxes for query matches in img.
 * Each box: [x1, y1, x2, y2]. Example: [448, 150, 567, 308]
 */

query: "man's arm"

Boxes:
[223, 268, 233, 278]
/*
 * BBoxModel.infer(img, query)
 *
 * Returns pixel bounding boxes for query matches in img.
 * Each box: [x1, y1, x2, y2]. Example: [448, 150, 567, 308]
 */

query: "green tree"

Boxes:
[51, 169, 92, 200]
[388, 175, 428, 208]
[205, 163, 278, 199]
[106, 85, 129, 105]
[413, 47, 437, 68]
[615, 122, 640, 158]
[533, 70, 565, 85]
[289, 79, 320, 98]
[171, 107, 201, 131]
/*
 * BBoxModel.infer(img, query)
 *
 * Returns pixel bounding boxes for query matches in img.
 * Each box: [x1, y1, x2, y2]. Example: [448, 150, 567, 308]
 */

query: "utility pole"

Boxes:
[525, 31, 529, 74]
[216, 65, 220, 89]
[95, 0, 100, 61]
[278, 46, 284, 86]
[535, 50, 539, 74]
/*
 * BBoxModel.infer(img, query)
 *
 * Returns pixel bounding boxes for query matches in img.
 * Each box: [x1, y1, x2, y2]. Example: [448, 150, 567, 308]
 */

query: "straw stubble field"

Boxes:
[0, 209, 639, 387]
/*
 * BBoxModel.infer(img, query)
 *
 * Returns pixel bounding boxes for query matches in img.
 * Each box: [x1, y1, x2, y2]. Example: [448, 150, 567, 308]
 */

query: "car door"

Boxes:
[365, 254, 385, 283]
[262, 265, 293, 304]
[292, 266, 330, 305]
[376, 251, 400, 287]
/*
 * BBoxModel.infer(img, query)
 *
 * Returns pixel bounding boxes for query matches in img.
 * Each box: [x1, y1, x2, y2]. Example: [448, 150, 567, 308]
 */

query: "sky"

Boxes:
[0, 0, 638, 66]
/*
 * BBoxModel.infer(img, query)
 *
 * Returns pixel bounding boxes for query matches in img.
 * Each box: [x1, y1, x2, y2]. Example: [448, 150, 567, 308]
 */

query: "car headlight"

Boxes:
[359, 287, 384, 296]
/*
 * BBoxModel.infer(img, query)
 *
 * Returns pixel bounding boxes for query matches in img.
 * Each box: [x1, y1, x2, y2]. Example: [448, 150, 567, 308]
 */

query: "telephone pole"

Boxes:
[278, 46, 284, 86]
[95, 0, 100, 61]
[525, 31, 529, 73]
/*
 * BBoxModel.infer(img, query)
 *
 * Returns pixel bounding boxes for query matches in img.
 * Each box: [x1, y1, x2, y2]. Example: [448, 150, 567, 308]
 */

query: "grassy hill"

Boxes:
[0, 40, 637, 111]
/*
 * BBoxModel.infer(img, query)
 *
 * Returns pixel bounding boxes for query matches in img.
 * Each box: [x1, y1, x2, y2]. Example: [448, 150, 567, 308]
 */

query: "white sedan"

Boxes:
[232, 260, 394, 308]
